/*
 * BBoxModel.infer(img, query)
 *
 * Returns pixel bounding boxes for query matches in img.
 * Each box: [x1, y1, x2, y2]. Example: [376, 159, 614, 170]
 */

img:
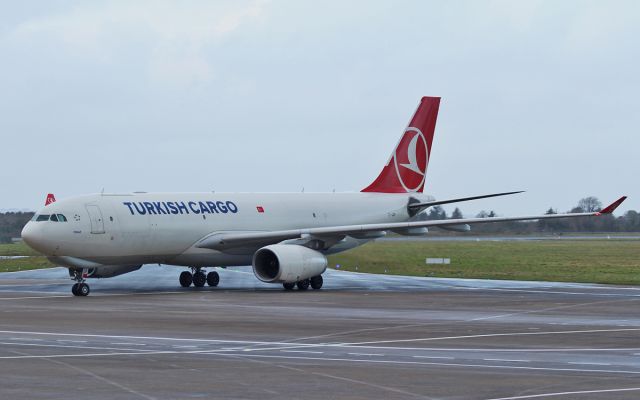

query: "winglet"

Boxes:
[597, 196, 627, 215]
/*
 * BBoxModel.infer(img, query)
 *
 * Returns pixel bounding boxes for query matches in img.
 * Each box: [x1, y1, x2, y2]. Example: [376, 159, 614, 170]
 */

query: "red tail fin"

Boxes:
[362, 96, 440, 193]
[45, 193, 56, 206]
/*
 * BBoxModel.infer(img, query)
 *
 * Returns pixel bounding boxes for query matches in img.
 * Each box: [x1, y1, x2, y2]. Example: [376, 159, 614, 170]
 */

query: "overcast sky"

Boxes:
[1, 0, 638, 216]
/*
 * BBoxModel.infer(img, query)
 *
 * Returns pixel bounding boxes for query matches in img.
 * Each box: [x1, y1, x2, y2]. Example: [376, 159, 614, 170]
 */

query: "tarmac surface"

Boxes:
[0, 265, 639, 399]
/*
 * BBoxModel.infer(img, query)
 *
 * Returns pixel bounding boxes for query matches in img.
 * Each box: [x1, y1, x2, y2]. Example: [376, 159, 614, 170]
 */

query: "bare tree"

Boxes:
[577, 196, 602, 212]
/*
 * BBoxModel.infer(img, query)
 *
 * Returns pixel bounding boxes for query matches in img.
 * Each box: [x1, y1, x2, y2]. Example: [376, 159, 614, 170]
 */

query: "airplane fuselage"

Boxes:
[22, 192, 426, 269]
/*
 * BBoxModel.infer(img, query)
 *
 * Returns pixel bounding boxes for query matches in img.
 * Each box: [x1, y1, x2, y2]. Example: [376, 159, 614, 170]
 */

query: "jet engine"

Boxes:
[252, 244, 327, 283]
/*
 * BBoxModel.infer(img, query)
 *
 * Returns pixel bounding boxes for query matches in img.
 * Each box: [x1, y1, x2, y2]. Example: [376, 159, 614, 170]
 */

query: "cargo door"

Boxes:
[86, 205, 106, 234]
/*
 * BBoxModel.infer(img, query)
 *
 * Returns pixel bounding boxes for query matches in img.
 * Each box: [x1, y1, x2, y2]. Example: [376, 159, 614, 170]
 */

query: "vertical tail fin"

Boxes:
[45, 193, 56, 206]
[362, 96, 440, 193]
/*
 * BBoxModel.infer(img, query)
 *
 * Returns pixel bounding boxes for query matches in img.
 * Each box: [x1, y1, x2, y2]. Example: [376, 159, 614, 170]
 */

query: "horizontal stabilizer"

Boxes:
[409, 191, 524, 210]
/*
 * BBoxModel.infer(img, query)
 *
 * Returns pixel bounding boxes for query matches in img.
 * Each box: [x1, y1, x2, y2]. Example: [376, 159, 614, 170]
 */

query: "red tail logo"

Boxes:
[362, 97, 440, 193]
[394, 128, 428, 191]
[45, 193, 56, 206]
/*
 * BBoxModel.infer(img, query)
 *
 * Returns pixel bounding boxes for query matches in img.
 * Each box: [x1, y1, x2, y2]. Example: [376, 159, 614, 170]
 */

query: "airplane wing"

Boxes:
[196, 196, 627, 252]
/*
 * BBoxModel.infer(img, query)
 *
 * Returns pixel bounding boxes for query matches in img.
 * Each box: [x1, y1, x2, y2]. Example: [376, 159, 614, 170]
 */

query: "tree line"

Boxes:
[425, 196, 640, 234]
[0, 212, 33, 243]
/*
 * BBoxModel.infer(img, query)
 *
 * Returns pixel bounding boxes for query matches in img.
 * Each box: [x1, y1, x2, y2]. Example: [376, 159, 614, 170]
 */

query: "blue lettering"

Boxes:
[188, 201, 200, 214]
[176, 202, 189, 214]
[143, 202, 157, 215]
[199, 201, 210, 214]
[167, 202, 179, 214]
[123, 202, 135, 215]
[226, 201, 238, 213]
[206, 201, 218, 213]
[126, 199, 238, 216]
[153, 201, 167, 215]
[133, 202, 147, 215]
[216, 201, 228, 213]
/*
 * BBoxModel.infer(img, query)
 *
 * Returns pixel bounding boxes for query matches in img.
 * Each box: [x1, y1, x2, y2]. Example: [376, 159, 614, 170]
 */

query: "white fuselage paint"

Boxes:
[22, 192, 425, 269]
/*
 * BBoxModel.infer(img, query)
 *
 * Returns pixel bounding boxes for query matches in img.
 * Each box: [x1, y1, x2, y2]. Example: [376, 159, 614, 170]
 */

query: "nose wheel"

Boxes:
[72, 282, 90, 296]
[71, 269, 91, 296]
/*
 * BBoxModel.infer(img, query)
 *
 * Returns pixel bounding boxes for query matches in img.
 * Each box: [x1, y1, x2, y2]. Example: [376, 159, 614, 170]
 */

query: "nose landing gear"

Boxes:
[71, 269, 91, 296]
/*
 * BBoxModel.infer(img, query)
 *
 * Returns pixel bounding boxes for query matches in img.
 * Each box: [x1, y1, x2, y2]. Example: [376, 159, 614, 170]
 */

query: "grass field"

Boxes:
[328, 240, 640, 285]
[0, 242, 55, 272]
[1, 240, 639, 285]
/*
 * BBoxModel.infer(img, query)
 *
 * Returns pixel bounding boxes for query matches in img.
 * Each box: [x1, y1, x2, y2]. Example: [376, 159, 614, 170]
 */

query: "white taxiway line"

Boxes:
[0, 330, 294, 345]
[0, 351, 178, 360]
[111, 343, 146, 346]
[226, 353, 640, 375]
[0, 295, 71, 300]
[412, 356, 454, 360]
[280, 350, 324, 354]
[483, 387, 640, 400]
[0, 341, 158, 353]
[0, 291, 190, 300]
[2, 329, 640, 356]
[337, 327, 640, 346]
[1, 345, 638, 376]
[483, 287, 640, 298]
[347, 353, 384, 357]
[567, 361, 611, 366]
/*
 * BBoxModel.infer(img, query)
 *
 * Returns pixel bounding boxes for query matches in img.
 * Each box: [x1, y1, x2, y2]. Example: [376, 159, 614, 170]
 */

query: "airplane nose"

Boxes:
[21, 222, 43, 251]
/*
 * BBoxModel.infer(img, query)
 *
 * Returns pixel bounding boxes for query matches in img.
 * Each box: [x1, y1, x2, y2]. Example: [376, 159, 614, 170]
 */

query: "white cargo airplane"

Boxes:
[21, 97, 626, 296]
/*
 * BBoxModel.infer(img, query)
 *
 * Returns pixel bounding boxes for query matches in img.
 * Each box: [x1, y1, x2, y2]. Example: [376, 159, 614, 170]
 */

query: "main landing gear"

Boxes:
[283, 275, 323, 291]
[179, 267, 219, 288]
[71, 269, 90, 297]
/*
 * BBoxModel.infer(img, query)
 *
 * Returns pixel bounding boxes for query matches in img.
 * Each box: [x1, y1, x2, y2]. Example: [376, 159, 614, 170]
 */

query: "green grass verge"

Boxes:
[2, 240, 639, 284]
[328, 240, 640, 285]
[0, 242, 56, 272]
[0, 257, 56, 272]
[0, 242, 42, 257]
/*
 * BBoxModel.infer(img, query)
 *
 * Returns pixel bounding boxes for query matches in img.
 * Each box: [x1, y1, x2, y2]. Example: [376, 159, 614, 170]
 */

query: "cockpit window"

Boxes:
[36, 214, 50, 222]
[50, 214, 59, 222]
[30, 214, 38, 221]
[57, 214, 67, 222]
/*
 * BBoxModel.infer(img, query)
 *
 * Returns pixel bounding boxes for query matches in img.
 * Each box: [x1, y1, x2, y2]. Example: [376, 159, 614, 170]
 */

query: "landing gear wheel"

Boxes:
[193, 271, 206, 287]
[179, 271, 193, 287]
[310, 275, 323, 290]
[283, 282, 295, 290]
[296, 279, 310, 291]
[207, 271, 219, 287]
[78, 283, 90, 296]
[71, 283, 79, 296]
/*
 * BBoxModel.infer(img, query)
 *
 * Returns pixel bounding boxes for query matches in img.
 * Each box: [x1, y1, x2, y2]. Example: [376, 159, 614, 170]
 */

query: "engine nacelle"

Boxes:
[252, 245, 327, 283]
